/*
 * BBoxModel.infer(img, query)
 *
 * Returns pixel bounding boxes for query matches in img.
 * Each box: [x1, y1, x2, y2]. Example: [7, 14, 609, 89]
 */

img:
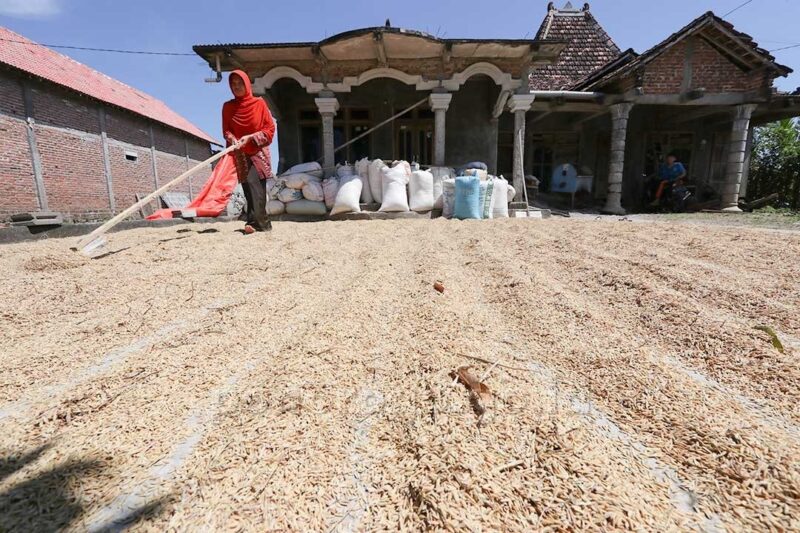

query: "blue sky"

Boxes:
[2, 0, 799, 162]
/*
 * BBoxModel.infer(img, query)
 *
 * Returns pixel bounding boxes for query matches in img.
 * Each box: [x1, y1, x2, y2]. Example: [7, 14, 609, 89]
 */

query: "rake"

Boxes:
[73, 144, 238, 256]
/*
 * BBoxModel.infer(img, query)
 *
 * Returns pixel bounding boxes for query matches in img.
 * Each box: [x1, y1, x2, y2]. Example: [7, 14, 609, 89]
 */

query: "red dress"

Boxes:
[222, 69, 276, 182]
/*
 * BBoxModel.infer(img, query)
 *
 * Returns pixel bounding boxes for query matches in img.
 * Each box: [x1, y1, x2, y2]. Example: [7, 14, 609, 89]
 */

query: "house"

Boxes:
[193, 2, 800, 213]
[0, 26, 217, 222]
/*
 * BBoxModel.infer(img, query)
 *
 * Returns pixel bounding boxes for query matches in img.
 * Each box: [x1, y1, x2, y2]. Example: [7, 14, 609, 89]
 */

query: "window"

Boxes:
[124, 151, 138, 162]
[300, 125, 321, 163]
[335, 108, 372, 164]
[394, 108, 433, 165]
[298, 107, 373, 164]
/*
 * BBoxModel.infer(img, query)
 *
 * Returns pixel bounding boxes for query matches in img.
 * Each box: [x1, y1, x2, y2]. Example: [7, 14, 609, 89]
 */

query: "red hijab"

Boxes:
[222, 70, 272, 156]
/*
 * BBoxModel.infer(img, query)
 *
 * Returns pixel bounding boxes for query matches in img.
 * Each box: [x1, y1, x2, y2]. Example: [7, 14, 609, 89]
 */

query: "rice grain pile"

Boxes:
[0, 218, 798, 531]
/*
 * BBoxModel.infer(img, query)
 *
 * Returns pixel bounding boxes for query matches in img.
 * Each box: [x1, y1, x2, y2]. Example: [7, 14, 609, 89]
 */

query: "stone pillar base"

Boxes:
[601, 205, 626, 216]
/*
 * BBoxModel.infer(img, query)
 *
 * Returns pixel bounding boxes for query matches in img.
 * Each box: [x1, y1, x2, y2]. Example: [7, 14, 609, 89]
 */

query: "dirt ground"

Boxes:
[0, 217, 798, 532]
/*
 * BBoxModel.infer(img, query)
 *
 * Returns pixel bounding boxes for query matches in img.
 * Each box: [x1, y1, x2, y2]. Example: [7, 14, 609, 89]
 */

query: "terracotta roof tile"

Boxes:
[0, 26, 217, 144]
[529, 2, 621, 90]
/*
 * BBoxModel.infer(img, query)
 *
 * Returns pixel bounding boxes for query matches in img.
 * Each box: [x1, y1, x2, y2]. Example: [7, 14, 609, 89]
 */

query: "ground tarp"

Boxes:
[147, 153, 237, 220]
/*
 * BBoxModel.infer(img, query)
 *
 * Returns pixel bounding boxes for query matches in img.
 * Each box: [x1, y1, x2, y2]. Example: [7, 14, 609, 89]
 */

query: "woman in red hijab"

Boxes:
[223, 70, 276, 233]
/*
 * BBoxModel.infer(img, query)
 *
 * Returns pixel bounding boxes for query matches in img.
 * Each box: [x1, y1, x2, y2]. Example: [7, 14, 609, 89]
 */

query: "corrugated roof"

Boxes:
[529, 2, 621, 90]
[0, 26, 217, 145]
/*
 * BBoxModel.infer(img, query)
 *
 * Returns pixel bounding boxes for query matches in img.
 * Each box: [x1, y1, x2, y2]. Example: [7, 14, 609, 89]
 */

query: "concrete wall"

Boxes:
[446, 77, 499, 168]
[0, 69, 213, 222]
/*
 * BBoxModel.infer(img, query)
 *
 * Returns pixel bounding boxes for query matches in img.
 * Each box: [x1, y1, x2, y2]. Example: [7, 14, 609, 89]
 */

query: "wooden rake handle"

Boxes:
[74, 144, 238, 251]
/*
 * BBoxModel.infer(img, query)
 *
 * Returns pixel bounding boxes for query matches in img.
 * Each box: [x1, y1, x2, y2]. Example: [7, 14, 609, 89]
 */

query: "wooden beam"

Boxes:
[572, 109, 609, 129]
[530, 101, 604, 113]
[626, 92, 764, 106]
[664, 106, 729, 125]
[528, 111, 553, 125]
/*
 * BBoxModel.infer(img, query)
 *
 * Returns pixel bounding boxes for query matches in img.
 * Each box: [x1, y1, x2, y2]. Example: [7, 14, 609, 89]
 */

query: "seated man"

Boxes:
[650, 153, 687, 207]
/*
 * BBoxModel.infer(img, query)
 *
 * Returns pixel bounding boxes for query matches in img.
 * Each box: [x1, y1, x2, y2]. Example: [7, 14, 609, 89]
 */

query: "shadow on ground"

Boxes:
[0, 445, 169, 532]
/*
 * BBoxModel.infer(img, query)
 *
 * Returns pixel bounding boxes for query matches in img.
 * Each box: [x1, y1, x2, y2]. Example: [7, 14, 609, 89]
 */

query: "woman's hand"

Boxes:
[236, 133, 255, 146]
[225, 133, 238, 146]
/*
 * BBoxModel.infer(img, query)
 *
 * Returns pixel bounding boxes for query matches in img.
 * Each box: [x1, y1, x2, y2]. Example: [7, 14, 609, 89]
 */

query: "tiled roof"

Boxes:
[574, 11, 792, 91]
[0, 26, 217, 144]
[529, 2, 621, 90]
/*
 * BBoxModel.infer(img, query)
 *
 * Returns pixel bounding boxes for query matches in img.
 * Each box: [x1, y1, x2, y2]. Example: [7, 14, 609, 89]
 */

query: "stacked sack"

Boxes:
[267, 162, 327, 216]
[440, 162, 514, 220]
[264, 158, 512, 219]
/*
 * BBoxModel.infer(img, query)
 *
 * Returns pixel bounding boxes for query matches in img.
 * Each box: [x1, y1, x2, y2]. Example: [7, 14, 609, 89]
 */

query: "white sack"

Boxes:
[285, 200, 327, 216]
[355, 157, 374, 204]
[265, 178, 279, 200]
[278, 188, 303, 203]
[392, 160, 412, 177]
[336, 164, 355, 179]
[492, 178, 510, 218]
[479, 179, 495, 219]
[285, 173, 318, 190]
[463, 168, 489, 181]
[409, 170, 434, 212]
[302, 180, 324, 202]
[507, 183, 517, 203]
[430, 167, 453, 209]
[441, 178, 456, 219]
[368, 159, 384, 203]
[322, 178, 339, 210]
[266, 200, 285, 216]
[330, 175, 363, 216]
[285, 162, 323, 179]
[379, 164, 411, 212]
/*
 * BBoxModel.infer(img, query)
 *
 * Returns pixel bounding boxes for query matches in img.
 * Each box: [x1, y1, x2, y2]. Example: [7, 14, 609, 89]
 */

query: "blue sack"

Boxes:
[454, 175, 481, 220]
[461, 161, 488, 171]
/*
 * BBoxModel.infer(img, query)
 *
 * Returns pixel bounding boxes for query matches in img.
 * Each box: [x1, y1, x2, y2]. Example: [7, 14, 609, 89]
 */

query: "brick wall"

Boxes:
[31, 85, 101, 134]
[36, 124, 111, 218]
[690, 38, 764, 92]
[108, 141, 155, 211]
[643, 38, 766, 94]
[643, 42, 686, 94]
[0, 74, 24, 118]
[0, 116, 38, 217]
[0, 70, 212, 222]
[105, 109, 149, 147]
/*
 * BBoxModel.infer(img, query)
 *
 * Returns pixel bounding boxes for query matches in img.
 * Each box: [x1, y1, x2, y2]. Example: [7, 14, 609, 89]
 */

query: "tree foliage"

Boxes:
[749, 119, 800, 209]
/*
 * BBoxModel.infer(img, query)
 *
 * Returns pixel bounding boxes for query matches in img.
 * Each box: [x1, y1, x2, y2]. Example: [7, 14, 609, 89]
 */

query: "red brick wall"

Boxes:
[156, 153, 190, 194]
[31, 85, 101, 134]
[105, 109, 150, 147]
[690, 38, 765, 92]
[643, 38, 766, 94]
[0, 116, 39, 218]
[108, 142, 155, 210]
[0, 71, 212, 222]
[153, 123, 188, 157]
[643, 42, 686, 94]
[0, 74, 25, 118]
[35, 124, 111, 219]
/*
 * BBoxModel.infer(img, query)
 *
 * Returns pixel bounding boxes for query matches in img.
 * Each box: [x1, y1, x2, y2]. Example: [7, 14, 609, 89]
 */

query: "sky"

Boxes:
[2, 0, 799, 163]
